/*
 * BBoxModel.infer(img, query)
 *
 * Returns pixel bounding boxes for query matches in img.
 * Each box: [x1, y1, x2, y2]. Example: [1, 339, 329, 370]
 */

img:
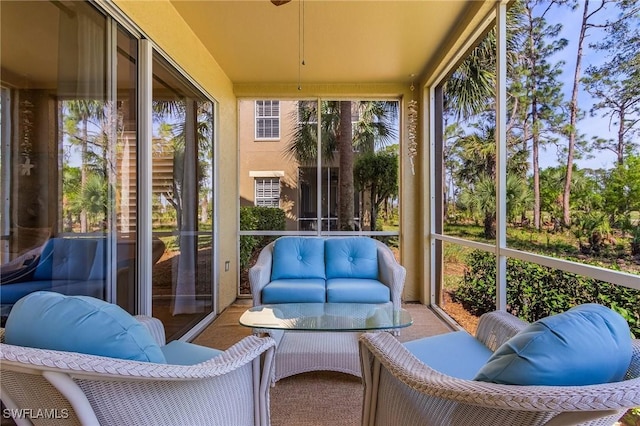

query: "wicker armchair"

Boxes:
[0, 317, 276, 426]
[359, 310, 640, 426]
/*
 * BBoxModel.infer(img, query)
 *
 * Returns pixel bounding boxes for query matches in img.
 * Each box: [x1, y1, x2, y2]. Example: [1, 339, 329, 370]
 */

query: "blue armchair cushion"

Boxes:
[474, 304, 633, 386]
[4, 291, 166, 363]
[32, 238, 98, 281]
[325, 237, 378, 280]
[271, 237, 326, 280]
[404, 331, 494, 380]
[160, 340, 222, 365]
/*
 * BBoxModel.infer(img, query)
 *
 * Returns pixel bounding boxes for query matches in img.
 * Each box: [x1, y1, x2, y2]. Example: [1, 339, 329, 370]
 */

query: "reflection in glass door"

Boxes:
[151, 52, 215, 341]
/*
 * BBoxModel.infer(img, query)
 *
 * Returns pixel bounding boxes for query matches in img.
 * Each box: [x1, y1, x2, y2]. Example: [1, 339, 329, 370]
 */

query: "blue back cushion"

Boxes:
[271, 237, 326, 280]
[88, 238, 107, 281]
[325, 237, 378, 279]
[5, 291, 166, 363]
[474, 304, 632, 386]
[33, 238, 98, 281]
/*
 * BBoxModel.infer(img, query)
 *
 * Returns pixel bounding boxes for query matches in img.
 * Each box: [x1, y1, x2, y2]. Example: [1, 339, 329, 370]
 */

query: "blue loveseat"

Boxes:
[1, 238, 108, 313]
[249, 236, 406, 309]
[0, 237, 166, 320]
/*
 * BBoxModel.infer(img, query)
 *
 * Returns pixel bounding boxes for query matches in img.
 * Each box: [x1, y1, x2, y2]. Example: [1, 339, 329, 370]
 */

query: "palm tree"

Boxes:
[451, 124, 529, 238]
[443, 1, 523, 121]
[287, 100, 398, 231]
[62, 100, 106, 232]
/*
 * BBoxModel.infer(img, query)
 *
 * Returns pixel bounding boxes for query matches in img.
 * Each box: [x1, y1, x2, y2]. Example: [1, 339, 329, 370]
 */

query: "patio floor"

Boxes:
[192, 300, 456, 426]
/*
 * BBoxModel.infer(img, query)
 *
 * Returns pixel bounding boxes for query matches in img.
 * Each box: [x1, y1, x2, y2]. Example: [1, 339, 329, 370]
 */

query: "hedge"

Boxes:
[452, 250, 640, 337]
[239, 206, 286, 269]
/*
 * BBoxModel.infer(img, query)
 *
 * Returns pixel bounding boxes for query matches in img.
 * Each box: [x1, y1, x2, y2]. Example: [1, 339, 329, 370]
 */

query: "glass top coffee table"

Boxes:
[239, 303, 413, 382]
[240, 302, 412, 331]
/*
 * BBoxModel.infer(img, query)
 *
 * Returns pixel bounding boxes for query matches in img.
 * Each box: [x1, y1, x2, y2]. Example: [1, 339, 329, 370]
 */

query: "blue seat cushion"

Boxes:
[271, 237, 326, 280]
[404, 331, 494, 380]
[161, 341, 222, 365]
[474, 304, 633, 386]
[326, 278, 389, 303]
[50, 280, 105, 299]
[0, 280, 54, 304]
[325, 238, 378, 280]
[4, 291, 166, 363]
[262, 279, 327, 303]
[33, 238, 98, 281]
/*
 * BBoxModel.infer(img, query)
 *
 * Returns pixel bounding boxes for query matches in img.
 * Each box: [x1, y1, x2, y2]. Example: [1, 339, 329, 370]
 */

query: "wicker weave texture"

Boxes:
[1, 370, 82, 426]
[273, 331, 361, 382]
[0, 327, 276, 426]
[77, 364, 256, 425]
[360, 310, 640, 426]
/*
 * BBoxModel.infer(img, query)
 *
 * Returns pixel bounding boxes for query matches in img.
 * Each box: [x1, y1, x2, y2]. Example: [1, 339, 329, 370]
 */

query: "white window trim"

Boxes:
[254, 177, 281, 208]
[255, 100, 280, 141]
[249, 171, 285, 178]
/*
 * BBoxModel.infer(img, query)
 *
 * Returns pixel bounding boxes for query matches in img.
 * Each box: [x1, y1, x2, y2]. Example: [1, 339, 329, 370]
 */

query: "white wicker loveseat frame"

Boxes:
[249, 237, 406, 382]
[0, 317, 276, 426]
[359, 310, 640, 426]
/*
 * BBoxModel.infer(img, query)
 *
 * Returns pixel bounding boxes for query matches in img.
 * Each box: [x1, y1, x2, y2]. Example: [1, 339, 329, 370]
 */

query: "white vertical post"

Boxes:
[496, 1, 508, 311]
[428, 87, 437, 305]
[0, 89, 10, 263]
[138, 39, 153, 315]
[316, 98, 322, 234]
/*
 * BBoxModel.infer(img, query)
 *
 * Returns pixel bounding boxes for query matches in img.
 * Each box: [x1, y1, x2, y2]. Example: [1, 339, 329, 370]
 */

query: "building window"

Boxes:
[255, 100, 280, 139]
[255, 177, 280, 207]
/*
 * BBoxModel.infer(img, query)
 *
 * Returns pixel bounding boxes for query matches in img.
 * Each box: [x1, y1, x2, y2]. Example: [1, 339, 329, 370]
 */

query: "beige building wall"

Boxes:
[238, 100, 301, 231]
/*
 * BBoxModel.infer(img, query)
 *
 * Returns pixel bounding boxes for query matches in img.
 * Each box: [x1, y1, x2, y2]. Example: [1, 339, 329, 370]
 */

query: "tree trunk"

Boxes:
[528, 17, 541, 231]
[81, 119, 88, 233]
[338, 101, 354, 231]
[370, 184, 377, 232]
[532, 98, 541, 230]
[484, 212, 496, 240]
[563, 0, 590, 227]
[617, 104, 625, 166]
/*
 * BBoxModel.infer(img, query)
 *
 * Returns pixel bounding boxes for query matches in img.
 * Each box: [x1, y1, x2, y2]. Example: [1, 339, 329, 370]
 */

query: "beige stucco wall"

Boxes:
[114, 0, 240, 312]
[238, 100, 301, 230]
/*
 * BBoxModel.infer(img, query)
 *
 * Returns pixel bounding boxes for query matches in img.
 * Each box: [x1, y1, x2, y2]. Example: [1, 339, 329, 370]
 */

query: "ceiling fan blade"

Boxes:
[271, 0, 291, 6]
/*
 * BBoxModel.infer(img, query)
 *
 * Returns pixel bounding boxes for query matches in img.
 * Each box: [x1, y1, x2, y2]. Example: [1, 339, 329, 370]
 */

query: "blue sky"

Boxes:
[539, 0, 626, 171]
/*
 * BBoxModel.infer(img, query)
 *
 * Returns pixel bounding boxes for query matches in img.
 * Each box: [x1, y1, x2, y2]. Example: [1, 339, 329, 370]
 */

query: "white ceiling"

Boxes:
[170, 0, 477, 86]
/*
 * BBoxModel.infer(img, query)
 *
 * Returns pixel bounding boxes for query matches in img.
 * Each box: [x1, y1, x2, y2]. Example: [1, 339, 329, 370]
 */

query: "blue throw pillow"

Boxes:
[474, 304, 632, 386]
[5, 291, 166, 363]
[271, 237, 326, 280]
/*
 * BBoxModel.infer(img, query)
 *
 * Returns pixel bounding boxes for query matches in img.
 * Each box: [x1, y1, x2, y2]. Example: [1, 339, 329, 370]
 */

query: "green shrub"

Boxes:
[239, 206, 286, 269]
[452, 250, 640, 337]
